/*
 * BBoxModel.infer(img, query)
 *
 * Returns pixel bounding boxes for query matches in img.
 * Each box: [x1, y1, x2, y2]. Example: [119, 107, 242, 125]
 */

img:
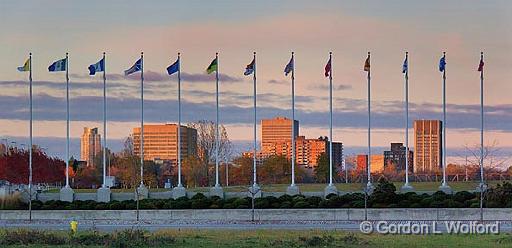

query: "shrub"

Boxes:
[293, 201, 309, 208]
[0, 229, 66, 245]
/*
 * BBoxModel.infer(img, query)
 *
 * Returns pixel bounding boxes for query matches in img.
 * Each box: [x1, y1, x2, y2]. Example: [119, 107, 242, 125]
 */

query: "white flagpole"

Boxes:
[328, 52, 333, 186]
[215, 52, 220, 187]
[402, 52, 413, 191]
[28, 53, 33, 220]
[440, 52, 449, 190]
[177, 53, 182, 187]
[366, 52, 372, 190]
[102, 52, 107, 188]
[291, 52, 296, 187]
[252, 52, 258, 188]
[479, 51, 485, 190]
[140, 52, 144, 187]
[65, 52, 70, 188]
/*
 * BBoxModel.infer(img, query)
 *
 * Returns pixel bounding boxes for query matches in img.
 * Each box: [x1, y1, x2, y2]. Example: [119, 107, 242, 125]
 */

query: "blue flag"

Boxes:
[88, 58, 105, 75]
[244, 58, 255, 76]
[439, 56, 446, 72]
[166, 59, 179, 75]
[125, 58, 142, 75]
[402, 57, 408, 74]
[284, 56, 293, 76]
[48, 58, 67, 72]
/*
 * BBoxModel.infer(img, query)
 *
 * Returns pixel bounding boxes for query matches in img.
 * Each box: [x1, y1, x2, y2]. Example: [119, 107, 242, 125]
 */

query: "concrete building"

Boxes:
[261, 117, 299, 155]
[384, 143, 414, 172]
[414, 120, 442, 173]
[133, 124, 197, 163]
[80, 127, 101, 167]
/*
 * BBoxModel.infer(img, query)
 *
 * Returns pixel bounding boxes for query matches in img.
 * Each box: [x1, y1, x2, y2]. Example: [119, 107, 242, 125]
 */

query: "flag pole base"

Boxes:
[59, 186, 74, 202]
[172, 185, 187, 199]
[209, 186, 224, 199]
[400, 183, 415, 193]
[324, 184, 338, 198]
[438, 184, 453, 194]
[97, 187, 111, 202]
[286, 185, 300, 196]
[475, 183, 487, 193]
[365, 182, 374, 195]
[136, 184, 149, 200]
[248, 184, 262, 198]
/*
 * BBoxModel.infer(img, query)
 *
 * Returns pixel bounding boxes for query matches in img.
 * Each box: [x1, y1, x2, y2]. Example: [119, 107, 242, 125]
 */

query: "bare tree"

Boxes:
[188, 120, 232, 186]
[464, 140, 510, 171]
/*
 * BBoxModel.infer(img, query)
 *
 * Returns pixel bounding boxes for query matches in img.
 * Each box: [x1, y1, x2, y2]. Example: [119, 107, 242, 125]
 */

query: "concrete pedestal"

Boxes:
[136, 184, 149, 200]
[248, 184, 262, 198]
[365, 182, 375, 195]
[286, 185, 300, 196]
[209, 186, 224, 198]
[438, 184, 453, 194]
[400, 184, 415, 193]
[97, 187, 111, 202]
[172, 186, 187, 199]
[324, 184, 338, 198]
[475, 183, 488, 192]
[59, 186, 74, 202]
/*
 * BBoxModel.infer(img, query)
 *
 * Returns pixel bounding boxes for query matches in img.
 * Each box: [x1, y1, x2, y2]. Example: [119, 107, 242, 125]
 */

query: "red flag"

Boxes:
[478, 58, 484, 72]
[324, 58, 331, 77]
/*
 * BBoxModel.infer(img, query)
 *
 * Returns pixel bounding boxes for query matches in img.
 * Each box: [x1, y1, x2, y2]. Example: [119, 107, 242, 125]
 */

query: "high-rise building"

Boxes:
[383, 143, 413, 172]
[356, 154, 384, 173]
[80, 127, 102, 167]
[133, 124, 197, 163]
[414, 120, 442, 173]
[267, 136, 343, 168]
[261, 117, 299, 155]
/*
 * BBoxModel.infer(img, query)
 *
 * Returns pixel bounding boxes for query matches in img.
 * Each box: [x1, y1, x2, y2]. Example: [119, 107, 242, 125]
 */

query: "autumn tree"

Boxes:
[314, 153, 329, 183]
[188, 120, 232, 186]
[259, 155, 306, 185]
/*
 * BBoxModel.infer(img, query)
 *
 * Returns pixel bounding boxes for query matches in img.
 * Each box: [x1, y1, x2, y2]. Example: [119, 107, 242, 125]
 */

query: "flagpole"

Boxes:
[252, 51, 258, 188]
[291, 52, 296, 187]
[479, 51, 485, 190]
[440, 52, 449, 190]
[140, 52, 144, 187]
[366, 52, 372, 190]
[215, 52, 220, 188]
[102, 52, 107, 188]
[328, 52, 333, 186]
[28, 53, 33, 221]
[65, 52, 70, 188]
[402, 51, 413, 191]
[177, 53, 182, 187]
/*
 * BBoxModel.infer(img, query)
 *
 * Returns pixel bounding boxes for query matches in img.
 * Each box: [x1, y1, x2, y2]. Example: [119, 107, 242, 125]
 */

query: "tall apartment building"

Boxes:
[383, 143, 414, 172]
[80, 127, 102, 167]
[267, 136, 343, 168]
[261, 117, 299, 155]
[413, 120, 442, 173]
[356, 154, 384, 173]
[133, 124, 197, 163]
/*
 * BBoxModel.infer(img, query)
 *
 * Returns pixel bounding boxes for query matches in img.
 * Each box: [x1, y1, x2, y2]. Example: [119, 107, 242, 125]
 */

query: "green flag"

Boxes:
[206, 58, 218, 74]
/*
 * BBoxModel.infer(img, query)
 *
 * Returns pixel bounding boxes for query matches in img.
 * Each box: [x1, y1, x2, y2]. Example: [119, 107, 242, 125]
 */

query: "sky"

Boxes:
[0, 1, 511, 164]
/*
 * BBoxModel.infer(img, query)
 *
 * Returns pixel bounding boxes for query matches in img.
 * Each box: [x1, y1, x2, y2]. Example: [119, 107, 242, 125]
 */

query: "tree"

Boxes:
[259, 155, 306, 185]
[188, 120, 232, 186]
[314, 153, 329, 183]
[182, 155, 206, 187]
[112, 136, 140, 188]
[0, 147, 65, 184]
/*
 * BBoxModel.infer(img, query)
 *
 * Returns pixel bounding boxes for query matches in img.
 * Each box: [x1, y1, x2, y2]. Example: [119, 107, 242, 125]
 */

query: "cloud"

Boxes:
[309, 84, 352, 91]
[71, 71, 243, 83]
[267, 79, 288, 85]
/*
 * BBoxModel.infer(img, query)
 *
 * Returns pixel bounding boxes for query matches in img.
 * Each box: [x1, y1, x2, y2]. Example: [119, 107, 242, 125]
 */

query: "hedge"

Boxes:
[2, 179, 511, 210]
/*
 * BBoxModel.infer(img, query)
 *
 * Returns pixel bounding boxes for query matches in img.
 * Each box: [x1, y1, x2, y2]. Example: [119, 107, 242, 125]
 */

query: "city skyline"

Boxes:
[1, 1, 511, 165]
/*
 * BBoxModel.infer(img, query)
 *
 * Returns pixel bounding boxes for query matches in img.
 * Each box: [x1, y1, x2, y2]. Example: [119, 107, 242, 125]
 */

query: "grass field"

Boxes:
[1, 229, 511, 248]
[44, 181, 503, 194]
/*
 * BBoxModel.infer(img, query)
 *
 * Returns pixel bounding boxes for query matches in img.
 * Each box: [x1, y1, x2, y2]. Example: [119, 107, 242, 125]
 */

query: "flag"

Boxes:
[363, 55, 370, 72]
[478, 57, 484, 72]
[17, 58, 30, 72]
[284, 56, 293, 76]
[167, 59, 179, 75]
[439, 55, 446, 72]
[244, 58, 255, 76]
[125, 58, 142, 75]
[324, 58, 331, 77]
[48, 58, 67, 72]
[206, 58, 218, 74]
[402, 57, 408, 74]
[88, 58, 105, 76]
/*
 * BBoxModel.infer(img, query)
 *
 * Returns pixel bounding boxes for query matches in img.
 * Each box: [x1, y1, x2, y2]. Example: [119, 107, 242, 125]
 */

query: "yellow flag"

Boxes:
[17, 58, 30, 72]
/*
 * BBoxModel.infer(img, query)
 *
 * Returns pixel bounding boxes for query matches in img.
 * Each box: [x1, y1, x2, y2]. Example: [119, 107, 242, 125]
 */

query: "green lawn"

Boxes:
[44, 181, 503, 194]
[1, 229, 511, 248]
